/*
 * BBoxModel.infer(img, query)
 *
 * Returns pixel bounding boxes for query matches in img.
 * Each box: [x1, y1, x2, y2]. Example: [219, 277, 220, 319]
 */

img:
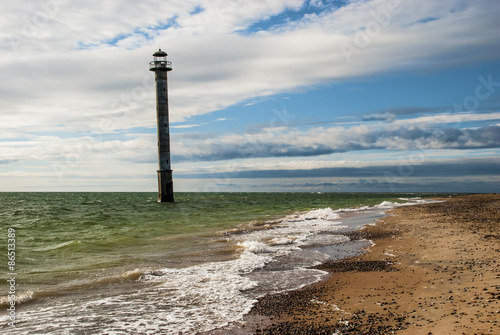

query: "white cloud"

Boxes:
[394, 112, 500, 126]
[2, 0, 499, 135]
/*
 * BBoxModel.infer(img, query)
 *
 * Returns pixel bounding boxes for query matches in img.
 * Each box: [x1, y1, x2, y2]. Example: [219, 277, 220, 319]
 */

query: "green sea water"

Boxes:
[1, 192, 442, 289]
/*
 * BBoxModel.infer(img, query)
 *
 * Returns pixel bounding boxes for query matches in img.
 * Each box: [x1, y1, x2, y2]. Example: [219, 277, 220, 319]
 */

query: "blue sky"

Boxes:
[1, 0, 499, 192]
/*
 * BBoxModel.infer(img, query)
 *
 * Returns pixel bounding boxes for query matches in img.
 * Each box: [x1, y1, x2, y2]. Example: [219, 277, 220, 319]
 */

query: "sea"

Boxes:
[0, 192, 442, 334]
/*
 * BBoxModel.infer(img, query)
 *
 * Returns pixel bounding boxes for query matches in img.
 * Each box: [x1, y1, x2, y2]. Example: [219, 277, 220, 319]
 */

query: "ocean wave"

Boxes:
[270, 237, 296, 246]
[0, 291, 34, 308]
[0, 268, 151, 311]
[375, 201, 398, 209]
[376, 198, 442, 209]
[283, 207, 341, 223]
[237, 241, 274, 254]
[33, 240, 80, 252]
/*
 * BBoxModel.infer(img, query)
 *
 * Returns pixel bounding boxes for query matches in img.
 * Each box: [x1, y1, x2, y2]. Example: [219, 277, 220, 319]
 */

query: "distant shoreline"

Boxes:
[208, 194, 499, 334]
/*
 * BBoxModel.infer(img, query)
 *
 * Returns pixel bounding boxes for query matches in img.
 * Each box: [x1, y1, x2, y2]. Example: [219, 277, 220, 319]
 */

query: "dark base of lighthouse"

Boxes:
[157, 170, 174, 203]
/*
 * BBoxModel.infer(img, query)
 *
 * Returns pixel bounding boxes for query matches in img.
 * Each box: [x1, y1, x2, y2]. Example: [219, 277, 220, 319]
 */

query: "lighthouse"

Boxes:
[149, 49, 174, 202]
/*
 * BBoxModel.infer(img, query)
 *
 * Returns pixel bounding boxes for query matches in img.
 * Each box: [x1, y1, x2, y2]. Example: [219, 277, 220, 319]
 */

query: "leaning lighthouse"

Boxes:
[149, 49, 174, 202]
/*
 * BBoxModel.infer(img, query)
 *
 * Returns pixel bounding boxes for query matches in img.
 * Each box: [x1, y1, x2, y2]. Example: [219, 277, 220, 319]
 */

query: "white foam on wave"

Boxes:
[335, 205, 372, 212]
[375, 201, 397, 209]
[238, 240, 274, 254]
[270, 237, 296, 246]
[33, 240, 80, 251]
[296, 207, 341, 221]
[376, 198, 442, 210]
[121, 268, 148, 280]
[0, 291, 34, 308]
[333, 198, 440, 213]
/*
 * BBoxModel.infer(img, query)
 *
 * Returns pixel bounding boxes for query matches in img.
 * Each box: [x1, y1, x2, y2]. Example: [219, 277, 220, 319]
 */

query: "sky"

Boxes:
[1, 0, 499, 193]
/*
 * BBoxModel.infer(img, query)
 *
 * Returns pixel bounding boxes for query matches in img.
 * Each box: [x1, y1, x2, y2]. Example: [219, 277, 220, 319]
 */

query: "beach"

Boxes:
[216, 194, 499, 334]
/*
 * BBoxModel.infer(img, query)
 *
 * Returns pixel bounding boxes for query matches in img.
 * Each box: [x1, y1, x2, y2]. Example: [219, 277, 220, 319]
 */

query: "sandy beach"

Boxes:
[211, 194, 500, 334]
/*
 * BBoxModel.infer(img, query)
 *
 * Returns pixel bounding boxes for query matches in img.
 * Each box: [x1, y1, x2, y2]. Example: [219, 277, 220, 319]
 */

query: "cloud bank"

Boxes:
[174, 123, 500, 162]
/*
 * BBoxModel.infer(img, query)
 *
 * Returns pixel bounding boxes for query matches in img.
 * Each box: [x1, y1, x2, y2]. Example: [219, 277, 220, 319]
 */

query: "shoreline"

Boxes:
[208, 194, 499, 334]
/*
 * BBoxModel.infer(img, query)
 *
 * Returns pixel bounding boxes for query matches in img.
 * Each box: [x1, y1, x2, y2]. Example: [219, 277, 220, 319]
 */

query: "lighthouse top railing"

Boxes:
[149, 60, 172, 71]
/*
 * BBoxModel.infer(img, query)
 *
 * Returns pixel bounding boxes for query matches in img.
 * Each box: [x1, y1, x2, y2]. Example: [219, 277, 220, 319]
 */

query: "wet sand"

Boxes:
[208, 194, 500, 334]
